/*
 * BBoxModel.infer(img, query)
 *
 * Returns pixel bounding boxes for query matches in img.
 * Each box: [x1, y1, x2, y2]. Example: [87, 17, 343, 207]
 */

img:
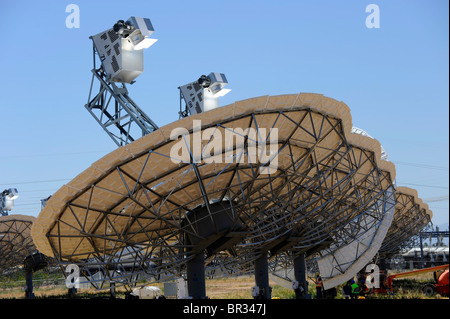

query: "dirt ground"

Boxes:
[205, 276, 256, 298]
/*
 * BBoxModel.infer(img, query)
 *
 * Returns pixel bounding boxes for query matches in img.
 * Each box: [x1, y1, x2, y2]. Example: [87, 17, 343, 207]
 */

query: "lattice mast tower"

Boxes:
[85, 17, 159, 146]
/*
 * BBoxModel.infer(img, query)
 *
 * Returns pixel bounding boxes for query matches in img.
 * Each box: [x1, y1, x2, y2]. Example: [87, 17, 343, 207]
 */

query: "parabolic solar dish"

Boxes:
[0, 214, 36, 272]
[31, 93, 397, 296]
[378, 186, 432, 259]
[269, 186, 431, 291]
[269, 126, 397, 290]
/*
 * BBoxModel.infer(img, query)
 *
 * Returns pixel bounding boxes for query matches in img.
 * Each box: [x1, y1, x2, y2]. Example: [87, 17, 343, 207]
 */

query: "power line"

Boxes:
[401, 182, 449, 190]
[394, 161, 449, 171]
[15, 189, 57, 193]
[423, 195, 449, 203]
[12, 205, 40, 208]
[0, 150, 111, 160]
[0, 178, 70, 186]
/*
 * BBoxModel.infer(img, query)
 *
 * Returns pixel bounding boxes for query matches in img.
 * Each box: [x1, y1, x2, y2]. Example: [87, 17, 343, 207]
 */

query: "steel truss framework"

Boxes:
[206, 132, 397, 290]
[267, 184, 396, 288]
[266, 130, 397, 289]
[32, 94, 396, 293]
[85, 45, 159, 147]
[0, 215, 36, 273]
[208, 159, 396, 276]
[377, 189, 432, 260]
[237, 180, 396, 289]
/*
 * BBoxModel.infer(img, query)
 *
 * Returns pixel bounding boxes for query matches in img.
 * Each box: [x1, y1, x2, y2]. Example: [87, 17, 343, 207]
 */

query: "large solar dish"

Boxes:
[31, 92, 396, 297]
[0, 214, 36, 272]
[268, 126, 397, 290]
[378, 186, 432, 259]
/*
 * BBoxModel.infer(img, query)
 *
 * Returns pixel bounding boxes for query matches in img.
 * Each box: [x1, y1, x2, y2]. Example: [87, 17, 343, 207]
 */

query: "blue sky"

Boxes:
[0, 0, 448, 226]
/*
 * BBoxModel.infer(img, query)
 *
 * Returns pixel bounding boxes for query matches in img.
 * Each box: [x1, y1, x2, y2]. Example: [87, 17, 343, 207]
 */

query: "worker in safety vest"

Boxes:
[314, 272, 323, 299]
[350, 279, 360, 299]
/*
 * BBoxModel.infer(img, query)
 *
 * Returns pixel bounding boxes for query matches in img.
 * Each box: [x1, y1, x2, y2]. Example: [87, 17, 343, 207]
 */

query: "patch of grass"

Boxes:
[1, 268, 448, 299]
[271, 285, 296, 299]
